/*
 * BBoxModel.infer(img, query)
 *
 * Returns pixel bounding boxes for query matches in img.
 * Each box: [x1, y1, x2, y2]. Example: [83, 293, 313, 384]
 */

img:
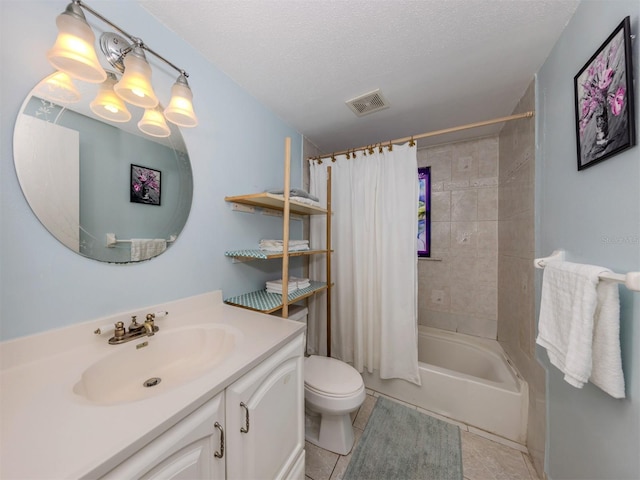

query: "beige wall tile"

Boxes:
[430, 222, 451, 250]
[478, 187, 498, 220]
[431, 191, 451, 222]
[451, 190, 478, 221]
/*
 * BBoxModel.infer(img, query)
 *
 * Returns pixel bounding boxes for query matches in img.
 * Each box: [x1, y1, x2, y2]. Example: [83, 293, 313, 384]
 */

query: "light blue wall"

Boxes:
[536, 1, 640, 478]
[0, 1, 303, 340]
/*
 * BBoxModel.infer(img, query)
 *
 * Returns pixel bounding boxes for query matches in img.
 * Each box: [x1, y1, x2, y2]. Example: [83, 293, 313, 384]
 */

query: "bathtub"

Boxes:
[361, 326, 528, 444]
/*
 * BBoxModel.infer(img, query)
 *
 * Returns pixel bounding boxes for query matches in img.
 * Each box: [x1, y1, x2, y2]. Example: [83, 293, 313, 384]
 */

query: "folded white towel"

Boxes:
[130, 239, 167, 261]
[259, 239, 310, 252]
[536, 261, 625, 398]
[260, 239, 309, 246]
[266, 278, 298, 294]
[290, 276, 311, 289]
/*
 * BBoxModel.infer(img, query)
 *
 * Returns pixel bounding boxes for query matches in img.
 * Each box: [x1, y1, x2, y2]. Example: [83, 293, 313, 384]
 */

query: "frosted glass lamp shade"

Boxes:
[164, 75, 198, 127]
[114, 49, 158, 109]
[37, 71, 81, 104]
[90, 74, 132, 122]
[47, 5, 107, 83]
[138, 108, 171, 138]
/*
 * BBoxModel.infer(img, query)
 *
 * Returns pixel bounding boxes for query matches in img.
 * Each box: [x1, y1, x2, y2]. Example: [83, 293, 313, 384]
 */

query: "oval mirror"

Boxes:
[13, 72, 193, 263]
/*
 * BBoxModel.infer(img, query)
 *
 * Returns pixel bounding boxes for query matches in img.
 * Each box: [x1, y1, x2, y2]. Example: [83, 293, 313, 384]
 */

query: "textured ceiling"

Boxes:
[139, 0, 579, 153]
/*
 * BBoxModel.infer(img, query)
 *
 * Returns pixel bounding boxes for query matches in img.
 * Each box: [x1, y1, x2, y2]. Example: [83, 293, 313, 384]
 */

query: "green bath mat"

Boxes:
[343, 396, 463, 480]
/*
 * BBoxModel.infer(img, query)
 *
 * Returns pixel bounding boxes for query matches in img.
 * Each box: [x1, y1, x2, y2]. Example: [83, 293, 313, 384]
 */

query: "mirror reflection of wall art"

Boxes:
[131, 164, 161, 206]
[574, 16, 636, 171]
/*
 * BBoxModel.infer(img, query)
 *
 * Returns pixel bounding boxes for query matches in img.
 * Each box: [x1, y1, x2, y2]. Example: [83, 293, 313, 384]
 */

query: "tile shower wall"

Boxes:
[497, 80, 545, 479]
[417, 137, 499, 338]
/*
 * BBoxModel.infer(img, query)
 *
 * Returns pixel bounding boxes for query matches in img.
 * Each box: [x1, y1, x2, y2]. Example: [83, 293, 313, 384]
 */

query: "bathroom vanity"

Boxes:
[0, 291, 305, 479]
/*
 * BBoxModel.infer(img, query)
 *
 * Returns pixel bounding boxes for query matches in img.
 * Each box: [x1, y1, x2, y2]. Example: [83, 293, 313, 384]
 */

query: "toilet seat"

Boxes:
[304, 355, 364, 398]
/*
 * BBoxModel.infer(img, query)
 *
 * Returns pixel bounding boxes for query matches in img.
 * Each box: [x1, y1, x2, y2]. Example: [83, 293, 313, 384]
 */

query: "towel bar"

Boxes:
[106, 233, 177, 247]
[534, 250, 640, 292]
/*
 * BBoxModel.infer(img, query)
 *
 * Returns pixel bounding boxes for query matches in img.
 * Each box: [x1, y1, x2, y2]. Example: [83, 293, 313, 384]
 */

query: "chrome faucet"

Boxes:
[107, 313, 159, 345]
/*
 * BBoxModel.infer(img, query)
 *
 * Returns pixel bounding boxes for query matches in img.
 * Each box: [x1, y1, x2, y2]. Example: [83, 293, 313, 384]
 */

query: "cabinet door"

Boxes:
[226, 335, 304, 480]
[100, 393, 226, 480]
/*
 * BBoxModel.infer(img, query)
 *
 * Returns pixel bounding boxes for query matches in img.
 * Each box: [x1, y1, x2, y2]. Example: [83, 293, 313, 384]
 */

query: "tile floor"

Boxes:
[305, 390, 540, 480]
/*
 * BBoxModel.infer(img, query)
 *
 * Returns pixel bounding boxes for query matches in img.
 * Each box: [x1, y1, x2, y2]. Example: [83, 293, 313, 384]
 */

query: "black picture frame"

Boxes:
[418, 166, 431, 257]
[130, 164, 161, 206]
[574, 16, 636, 170]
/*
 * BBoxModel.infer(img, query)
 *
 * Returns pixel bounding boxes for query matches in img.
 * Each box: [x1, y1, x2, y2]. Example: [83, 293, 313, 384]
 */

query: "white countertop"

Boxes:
[0, 291, 305, 479]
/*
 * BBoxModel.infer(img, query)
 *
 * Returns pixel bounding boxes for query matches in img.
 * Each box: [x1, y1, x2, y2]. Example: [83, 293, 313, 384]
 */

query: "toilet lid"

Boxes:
[304, 355, 363, 397]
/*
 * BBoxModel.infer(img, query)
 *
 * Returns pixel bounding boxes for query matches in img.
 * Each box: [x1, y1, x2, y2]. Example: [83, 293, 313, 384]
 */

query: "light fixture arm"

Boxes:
[73, 0, 189, 78]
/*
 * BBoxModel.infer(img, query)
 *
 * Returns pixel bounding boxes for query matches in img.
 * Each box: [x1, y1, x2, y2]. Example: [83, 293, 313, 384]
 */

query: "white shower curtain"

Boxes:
[308, 142, 421, 385]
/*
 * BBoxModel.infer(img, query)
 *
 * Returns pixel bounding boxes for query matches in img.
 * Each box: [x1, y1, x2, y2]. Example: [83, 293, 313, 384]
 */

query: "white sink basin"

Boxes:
[73, 324, 240, 405]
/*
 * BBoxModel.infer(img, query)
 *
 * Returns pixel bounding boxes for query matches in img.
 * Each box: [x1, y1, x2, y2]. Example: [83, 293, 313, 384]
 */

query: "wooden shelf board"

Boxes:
[225, 249, 328, 260]
[225, 192, 327, 215]
[224, 281, 328, 313]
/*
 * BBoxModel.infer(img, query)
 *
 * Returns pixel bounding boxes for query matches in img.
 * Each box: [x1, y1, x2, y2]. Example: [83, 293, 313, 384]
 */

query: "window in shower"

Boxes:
[418, 166, 431, 257]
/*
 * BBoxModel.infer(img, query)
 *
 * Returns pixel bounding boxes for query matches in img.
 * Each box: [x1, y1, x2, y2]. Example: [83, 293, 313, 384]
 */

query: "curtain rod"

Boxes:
[311, 111, 535, 162]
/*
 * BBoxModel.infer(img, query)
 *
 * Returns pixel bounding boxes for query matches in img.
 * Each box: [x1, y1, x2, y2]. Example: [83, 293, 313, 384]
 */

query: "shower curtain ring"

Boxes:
[409, 136, 415, 147]
[388, 141, 393, 152]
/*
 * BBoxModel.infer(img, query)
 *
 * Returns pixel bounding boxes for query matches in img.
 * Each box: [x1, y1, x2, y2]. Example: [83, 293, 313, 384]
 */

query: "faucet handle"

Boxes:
[114, 321, 126, 339]
[143, 315, 158, 336]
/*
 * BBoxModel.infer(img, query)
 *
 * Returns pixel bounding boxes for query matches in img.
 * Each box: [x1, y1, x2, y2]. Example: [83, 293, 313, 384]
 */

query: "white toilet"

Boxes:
[279, 306, 366, 455]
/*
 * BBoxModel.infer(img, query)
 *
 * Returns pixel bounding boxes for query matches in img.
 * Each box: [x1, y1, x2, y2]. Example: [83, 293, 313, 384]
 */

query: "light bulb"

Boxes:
[90, 72, 131, 122]
[46, 2, 106, 83]
[138, 108, 170, 138]
[37, 71, 81, 104]
[164, 74, 198, 127]
[113, 48, 158, 109]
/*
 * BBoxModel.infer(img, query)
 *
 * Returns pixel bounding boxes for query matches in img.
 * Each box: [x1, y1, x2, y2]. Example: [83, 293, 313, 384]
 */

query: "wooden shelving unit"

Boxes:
[224, 249, 329, 260]
[224, 137, 332, 355]
[225, 192, 327, 216]
[223, 281, 328, 313]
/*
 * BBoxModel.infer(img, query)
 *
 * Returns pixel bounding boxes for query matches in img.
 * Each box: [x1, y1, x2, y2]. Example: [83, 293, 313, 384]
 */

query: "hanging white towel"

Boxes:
[130, 239, 167, 261]
[536, 261, 625, 398]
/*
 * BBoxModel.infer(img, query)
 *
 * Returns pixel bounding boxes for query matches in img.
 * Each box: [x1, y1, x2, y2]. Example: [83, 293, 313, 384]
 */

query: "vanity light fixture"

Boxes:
[47, 2, 107, 83]
[113, 47, 159, 109]
[90, 72, 131, 122]
[164, 74, 198, 127]
[138, 107, 171, 138]
[47, 0, 198, 133]
[37, 71, 81, 104]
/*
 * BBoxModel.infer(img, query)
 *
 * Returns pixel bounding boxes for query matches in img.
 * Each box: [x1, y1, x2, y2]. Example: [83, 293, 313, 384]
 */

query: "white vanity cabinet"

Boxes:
[99, 333, 304, 480]
[226, 333, 305, 480]
[99, 392, 226, 480]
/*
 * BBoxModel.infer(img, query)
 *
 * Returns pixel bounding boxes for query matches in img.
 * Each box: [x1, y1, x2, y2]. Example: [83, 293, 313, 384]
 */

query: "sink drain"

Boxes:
[143, 377, 161, 388]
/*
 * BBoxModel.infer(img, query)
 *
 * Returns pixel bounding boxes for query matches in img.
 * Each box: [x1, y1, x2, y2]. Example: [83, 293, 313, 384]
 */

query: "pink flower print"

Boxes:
[609, 86, 625, 116]
[598, 68, 614, 90]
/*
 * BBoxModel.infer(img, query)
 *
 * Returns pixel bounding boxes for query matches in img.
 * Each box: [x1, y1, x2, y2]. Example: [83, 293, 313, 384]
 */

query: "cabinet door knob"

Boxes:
[240, 402, 250, 434]
[214, 422, 224, 459]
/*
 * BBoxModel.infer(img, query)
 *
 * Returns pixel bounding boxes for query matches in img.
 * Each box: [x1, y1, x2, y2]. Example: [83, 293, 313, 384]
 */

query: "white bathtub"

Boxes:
[361, 326, 528, 444]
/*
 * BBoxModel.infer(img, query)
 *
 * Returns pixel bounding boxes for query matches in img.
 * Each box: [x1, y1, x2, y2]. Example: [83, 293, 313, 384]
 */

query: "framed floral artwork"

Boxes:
[574, 16, 635, 170]
[130, 164, 161, 205]
[417, 166, 430, 257]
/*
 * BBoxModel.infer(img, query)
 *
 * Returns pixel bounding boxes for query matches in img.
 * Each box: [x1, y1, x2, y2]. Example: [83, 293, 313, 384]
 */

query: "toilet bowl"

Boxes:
[274, 306, 366, 455]
[304, 355, 366, 455]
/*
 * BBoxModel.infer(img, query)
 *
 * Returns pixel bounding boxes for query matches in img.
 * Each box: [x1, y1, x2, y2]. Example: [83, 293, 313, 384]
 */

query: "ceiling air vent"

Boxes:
[346, 89, 389, 117]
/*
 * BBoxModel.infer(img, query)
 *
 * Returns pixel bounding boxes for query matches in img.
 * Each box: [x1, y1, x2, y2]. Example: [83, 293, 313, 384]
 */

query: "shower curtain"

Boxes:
[308, 142, 421, 385]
